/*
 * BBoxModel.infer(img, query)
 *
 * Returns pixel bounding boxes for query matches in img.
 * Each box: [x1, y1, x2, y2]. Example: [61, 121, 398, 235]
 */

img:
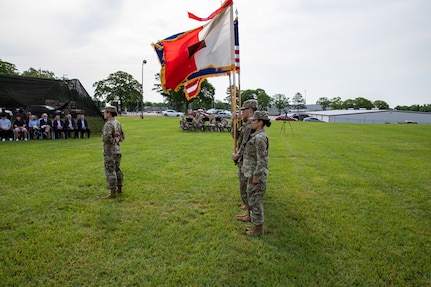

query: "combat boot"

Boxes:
[236, 212, 251, 222]
[102, 189, 117, 199]
[245, 224, 264, 236]
[239, 204, 247, 210]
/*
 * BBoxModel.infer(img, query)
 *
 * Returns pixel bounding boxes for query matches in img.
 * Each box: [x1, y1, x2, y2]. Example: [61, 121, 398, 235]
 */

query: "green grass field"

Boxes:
[1, 117, 430, 286]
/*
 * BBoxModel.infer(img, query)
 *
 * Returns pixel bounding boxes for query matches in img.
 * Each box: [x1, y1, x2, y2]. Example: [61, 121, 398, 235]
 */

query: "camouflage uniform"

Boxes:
[242, 129, 269, 225]
[232, 99, 258, 209]
[234, 119, 254, 207]
[103, 116, 125, 192]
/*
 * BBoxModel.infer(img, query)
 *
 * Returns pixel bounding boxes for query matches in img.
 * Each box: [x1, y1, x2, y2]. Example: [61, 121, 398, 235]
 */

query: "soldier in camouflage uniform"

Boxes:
[241, 111, 271, 236]
[231, 99, 258, 222]
[102, 106, 125, 199]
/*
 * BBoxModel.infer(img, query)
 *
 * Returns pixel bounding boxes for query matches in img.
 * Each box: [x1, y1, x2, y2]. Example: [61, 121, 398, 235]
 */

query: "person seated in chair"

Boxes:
[179, 116, 187, 130]
[0, 112, 13, 141]
[195, 114, 206, 131]
[13, 114, 28, 141]
[28, 115, 40, 139]
[64, 114, 77, 138]
[52, 114, 65, 139]
[39, 113, 52, 139]
[219, 117, 229, 131]
[77, 114, 90, 138]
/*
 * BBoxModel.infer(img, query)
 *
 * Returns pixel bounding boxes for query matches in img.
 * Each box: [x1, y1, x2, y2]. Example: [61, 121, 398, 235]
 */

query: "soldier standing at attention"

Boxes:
[242, 111, 271, 236]
[102, 106, 125, 199]
[231, 99, 258, 222]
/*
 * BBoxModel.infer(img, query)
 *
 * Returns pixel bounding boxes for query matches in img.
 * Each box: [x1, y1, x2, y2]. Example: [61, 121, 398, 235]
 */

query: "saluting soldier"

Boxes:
[102, 106, 125, 199]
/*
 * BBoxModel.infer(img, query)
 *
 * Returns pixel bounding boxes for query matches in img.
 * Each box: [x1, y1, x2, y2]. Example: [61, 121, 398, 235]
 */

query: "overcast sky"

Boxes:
[1, 0, 430, 108]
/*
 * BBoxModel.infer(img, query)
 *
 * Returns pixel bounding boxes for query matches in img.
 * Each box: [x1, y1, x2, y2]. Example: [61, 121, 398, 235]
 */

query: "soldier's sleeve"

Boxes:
[102, 123, 115, 144]
[253, 135, 269, 180]
[119, 126, 125, 141]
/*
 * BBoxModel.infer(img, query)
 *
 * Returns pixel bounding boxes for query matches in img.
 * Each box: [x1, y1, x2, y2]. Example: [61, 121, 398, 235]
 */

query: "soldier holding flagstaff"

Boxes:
[231, 99, 257, 221]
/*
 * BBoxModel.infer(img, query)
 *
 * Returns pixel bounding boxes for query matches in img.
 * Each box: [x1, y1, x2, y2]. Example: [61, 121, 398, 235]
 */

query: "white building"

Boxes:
[307, 110, 431, 124]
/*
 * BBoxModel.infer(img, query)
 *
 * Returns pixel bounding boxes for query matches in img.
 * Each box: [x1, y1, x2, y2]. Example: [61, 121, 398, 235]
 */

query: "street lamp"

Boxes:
[141, 59, 147, 117]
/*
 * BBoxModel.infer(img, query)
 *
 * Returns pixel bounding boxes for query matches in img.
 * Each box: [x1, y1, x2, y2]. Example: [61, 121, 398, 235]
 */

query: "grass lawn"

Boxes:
[1, 116, 430, 286]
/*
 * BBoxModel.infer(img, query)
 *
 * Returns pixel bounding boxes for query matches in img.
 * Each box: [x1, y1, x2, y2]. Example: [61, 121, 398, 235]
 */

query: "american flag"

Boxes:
[234, 18, 240, 72]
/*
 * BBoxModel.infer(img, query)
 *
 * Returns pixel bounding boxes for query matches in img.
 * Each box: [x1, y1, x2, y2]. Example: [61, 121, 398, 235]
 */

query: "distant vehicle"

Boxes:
[28, 105, 64, 118]
[275, 115, 297, 121]
[292, 113, 310, 121]
[216, 111, 231, 118]
[162, 109, 184, 117]
[303, 117, 324, 122]
[206, 108, 217, 114]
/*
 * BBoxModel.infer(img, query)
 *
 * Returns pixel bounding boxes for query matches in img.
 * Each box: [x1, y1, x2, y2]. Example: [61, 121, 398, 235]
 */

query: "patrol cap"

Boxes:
[240, 99, 258, 110]
[251, 111, 269, 121]
[103, 106, 117, 115]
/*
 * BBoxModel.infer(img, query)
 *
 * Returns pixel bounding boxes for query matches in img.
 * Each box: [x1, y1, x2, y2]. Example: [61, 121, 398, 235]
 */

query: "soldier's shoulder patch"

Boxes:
[256, 135, 268, 151]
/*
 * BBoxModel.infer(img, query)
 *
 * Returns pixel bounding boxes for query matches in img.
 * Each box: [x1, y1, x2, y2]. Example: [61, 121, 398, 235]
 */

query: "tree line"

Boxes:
[0, 59, 56, 79]
[2, 59, 429, 113]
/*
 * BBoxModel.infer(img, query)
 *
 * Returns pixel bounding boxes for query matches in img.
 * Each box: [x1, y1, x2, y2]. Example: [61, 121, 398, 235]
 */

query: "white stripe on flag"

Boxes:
[186, 80, 199, 94]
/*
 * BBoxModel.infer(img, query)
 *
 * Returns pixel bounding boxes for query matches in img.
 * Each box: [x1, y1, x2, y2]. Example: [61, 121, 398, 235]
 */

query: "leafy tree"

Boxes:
[410, 105, 421, 112]
[239, 88, 271, 110]
[395, 104, 431, 112]
[354, 97, 374, 109]
[188, 80, 215, 111]
[330, 97, 343, 110]
[394, 105, 409, 111]
[373, 100, 389, 110]
[256, 89, 272, 111]
[153, 73, 215, 113]
[93, 71, 142, 112]
[292, 92, 306, 111]
[273, 94, 290, 115]
[316, 97, 331, 110]
[153, 73, 180, 111]
[214, 100, 230, 110]
[238, 89, 255, 103]
[224, 85, 240, 109]
[342, 99, 355, 109]
[0, 59, 19, 75]
[419, 104, 431, 112]
[21, 67, 56, 79]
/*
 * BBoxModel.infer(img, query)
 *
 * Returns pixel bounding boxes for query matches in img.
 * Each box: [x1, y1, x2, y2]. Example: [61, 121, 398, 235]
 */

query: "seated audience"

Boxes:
[39, 113, 52, 139]
[186, 115, 196, 131]
[64, 114, 77, 138]
[28, 115, 40, 139]
[13, 114, 28, 141]
[0, 112, 13, 141]
[196, 114, 206, 131]
[77, 114, 90, 138]
[52, 114, 65, 139]
[179, 116, 187, 130]
[219, 117, 229, 131]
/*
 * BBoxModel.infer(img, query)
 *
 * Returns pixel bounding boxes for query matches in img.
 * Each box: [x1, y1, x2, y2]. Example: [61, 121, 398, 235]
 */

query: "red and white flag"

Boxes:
[153, 0, 235, 98]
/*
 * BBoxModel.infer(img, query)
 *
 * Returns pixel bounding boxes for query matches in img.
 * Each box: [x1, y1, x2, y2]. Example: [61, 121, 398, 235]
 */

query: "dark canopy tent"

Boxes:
[0, 74, 103, 119]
